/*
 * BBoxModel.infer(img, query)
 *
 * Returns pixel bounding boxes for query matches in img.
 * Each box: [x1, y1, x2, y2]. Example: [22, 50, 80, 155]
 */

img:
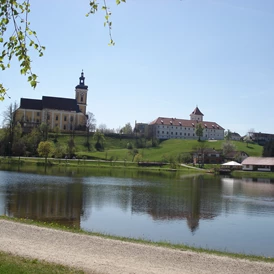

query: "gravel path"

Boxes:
[0, 219, 273, 274]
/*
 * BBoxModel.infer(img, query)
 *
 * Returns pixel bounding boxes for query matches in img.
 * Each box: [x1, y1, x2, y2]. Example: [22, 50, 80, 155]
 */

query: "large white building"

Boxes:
[149, 107, 224, 140]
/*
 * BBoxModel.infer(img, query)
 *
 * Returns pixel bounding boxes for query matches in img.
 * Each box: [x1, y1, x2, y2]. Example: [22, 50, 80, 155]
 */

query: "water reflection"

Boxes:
[1, 172, 83, 228]
[1, 166, 274, 256]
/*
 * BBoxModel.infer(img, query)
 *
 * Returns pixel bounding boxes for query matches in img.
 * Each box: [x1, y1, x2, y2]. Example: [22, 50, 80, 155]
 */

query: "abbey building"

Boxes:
[15, 72, 88, 132]
[149, 107, 224, 140]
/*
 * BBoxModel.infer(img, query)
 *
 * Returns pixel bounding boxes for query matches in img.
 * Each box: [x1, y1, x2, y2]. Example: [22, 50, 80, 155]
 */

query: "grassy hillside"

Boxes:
[54, 134, 263, 162]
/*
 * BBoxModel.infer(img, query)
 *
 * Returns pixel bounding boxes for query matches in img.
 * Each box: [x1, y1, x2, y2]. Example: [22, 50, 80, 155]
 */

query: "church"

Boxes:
[15, 71, 88, 132]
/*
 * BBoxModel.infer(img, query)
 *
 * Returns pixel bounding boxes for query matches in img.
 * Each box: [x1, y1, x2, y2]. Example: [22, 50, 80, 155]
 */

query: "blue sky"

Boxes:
[1, 0, 274, 136]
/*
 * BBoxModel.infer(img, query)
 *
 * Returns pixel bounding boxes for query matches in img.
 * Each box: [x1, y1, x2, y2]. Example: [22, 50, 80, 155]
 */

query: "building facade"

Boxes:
[15, 72, 88, 132]
[149, 107, 224, 141]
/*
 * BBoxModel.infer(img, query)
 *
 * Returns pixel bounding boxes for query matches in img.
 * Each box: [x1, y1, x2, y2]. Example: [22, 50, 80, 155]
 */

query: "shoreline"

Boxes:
[1, 217, 274, 274]
[0, 216, 273, 263]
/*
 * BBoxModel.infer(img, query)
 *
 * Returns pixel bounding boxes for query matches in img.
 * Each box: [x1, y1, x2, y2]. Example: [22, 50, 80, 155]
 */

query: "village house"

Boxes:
[249, 132, 274, 145]
[193, 148, 223, 165]
[230, 132, 241, 141]
[15, 71, 88, 133]
[242, 157, 274, 172]
[149, 107, 224, 141]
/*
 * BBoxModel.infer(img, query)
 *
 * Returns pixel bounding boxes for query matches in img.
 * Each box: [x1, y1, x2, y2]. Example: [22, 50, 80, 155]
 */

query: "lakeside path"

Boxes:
[0, 220, 273, 274]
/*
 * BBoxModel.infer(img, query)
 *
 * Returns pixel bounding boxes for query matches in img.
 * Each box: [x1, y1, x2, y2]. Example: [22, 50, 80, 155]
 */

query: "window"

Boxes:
[171, 132, 173, 135]
[37, 112, 40, 116]
[81, 96, 83, 102]
[175, 132, 177, 135]
[36, 119, 39, 123]
[157, 130, 159, 134]
[64, 116, 67, 121]
[70, 116, 73, 122]
[180, 133, 182, 135]
[56, 115, 58, 121]
[162, 131, 164, 134]
[64, 125, 66, 130]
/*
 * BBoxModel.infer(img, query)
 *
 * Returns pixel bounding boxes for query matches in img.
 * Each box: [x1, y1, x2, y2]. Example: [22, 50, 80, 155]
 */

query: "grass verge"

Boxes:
[1, 216, 273, 263]
[0, 251, 85, 274]
[232, 170, 274, 179]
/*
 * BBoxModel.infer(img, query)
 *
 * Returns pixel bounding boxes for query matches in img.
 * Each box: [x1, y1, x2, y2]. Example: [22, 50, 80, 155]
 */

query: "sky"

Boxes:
[1, 0, 274, 136]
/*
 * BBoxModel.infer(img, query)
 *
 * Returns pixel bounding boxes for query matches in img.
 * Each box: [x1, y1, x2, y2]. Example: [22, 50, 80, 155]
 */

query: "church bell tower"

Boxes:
[75, 70, 88, 115]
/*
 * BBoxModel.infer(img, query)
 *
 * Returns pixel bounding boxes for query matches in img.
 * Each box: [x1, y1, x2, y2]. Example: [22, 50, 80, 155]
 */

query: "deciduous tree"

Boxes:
[224, 129, 232, 141]
[93, 129, 105, 151]
[222, 141, 236, 157]
[37, 141, 54, 165]
[86, 111, 96, 151]
[263, 141, 274, 157]
[195, 123, 204, 141]
[0, 0, 126, 100]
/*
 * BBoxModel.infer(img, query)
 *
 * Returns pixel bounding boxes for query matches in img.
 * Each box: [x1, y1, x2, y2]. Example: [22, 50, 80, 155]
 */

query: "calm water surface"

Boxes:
[1, 166, 274, 257]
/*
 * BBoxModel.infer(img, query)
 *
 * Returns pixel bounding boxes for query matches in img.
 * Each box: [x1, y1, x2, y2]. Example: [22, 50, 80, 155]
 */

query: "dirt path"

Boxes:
[0, 219, 273, 274]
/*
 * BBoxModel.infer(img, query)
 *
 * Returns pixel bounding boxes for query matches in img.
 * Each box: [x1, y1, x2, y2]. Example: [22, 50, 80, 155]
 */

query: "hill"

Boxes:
[55, 134, 263, 162]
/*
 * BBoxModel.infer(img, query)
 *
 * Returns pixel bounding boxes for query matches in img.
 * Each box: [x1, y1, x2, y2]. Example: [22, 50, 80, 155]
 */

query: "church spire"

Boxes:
[79, 70, 85, 86]
[75, 70, 88, 90]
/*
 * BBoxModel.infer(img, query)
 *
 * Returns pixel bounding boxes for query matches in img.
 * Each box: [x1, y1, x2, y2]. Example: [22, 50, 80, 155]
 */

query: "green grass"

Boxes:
[1, 216, 273, 263]
[0, 251, 85, 274]
[54, 135, 263, 162]
[232, 170, 274, 178]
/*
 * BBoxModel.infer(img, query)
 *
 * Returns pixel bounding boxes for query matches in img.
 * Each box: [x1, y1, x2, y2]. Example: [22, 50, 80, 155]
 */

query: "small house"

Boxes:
[241, 157, 274, 172]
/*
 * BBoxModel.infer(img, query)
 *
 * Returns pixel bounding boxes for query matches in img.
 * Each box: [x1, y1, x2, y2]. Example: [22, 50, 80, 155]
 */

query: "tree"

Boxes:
[2, 102, 18, 155]
[86, 111, 96, 151]
[98, 123, 107, 133]
[54, 143, 65, 159]
[0, 0, 126, 100]
[224, 129, 232, 141]
[93, 130, 105, 151]
[192, 141, 208, 167]
[121, 122, 133, 135]
[40, 122, 49, 141]
[23, 127, 42, 156]
[12, 139, 26, 159]
[67, 137, 76, 158]
[37, 141, 54, 165]
[222, 141, 236, 158]
[243, 135, 252, 148]
[262, 141, 274, 157]
[195, 123, 204, 141]
[53, 126, 60, 142]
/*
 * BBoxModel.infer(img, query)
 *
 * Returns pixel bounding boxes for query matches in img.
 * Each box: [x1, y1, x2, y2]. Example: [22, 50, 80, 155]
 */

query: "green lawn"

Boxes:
[50, 134, 263, 162]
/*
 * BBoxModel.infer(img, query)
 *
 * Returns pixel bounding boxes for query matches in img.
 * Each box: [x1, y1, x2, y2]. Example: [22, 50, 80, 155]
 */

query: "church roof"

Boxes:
[20, 98, 42, 110]
[149, 117, 224, 130]
[191, 107, 204, 116]
[42, 96, 80, 112]
[20, 96, 81, 112]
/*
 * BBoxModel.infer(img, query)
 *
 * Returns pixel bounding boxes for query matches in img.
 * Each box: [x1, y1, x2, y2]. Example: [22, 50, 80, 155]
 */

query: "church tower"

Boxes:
[190, 106, 204, 122]
[75, 70, 88, 115]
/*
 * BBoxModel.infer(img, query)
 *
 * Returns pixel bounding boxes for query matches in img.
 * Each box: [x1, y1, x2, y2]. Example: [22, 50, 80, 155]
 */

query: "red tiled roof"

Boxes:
[149, 117, 224, 130]
[241, 157, 274, 166]
[191, 107, 204, 116]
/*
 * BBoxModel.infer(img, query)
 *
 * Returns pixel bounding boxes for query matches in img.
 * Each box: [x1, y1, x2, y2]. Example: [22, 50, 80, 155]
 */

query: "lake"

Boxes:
[1, 165, 274, 257]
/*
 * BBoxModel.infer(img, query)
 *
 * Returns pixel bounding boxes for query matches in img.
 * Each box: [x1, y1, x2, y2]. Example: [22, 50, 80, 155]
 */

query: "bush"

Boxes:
[95, 142, 104, 151]
[127, 142, 133, 149]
